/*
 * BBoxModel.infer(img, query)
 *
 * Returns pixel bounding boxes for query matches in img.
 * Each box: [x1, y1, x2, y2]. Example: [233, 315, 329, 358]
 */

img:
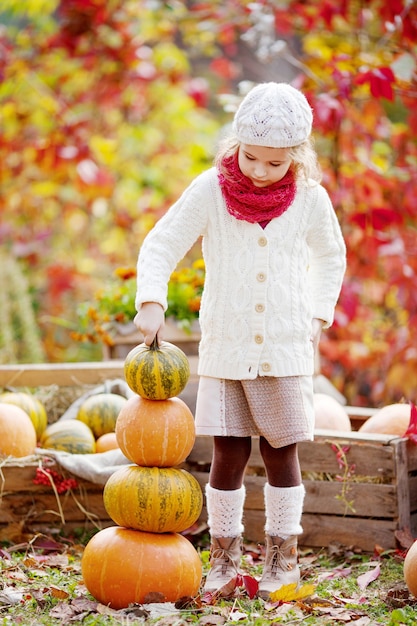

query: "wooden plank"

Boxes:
[300, 513, 397, 550]
[188, 435, 400, 478]
[406, 441, 417, 472]
[0, 358, 199, 388]
[409, 476, 417, 515]
[191, 470, 399, 519]
[393, 438, 412, 531]
[195, 507, 397, 549]
[0, 491, 108, 525]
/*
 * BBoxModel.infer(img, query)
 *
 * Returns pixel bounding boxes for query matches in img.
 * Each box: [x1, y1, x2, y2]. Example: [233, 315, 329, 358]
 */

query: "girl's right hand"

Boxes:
[134, 302, 165, 346]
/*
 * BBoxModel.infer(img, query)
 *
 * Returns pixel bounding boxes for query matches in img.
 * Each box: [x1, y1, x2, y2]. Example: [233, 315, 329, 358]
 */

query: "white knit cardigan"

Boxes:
[136, 167, 346, 380]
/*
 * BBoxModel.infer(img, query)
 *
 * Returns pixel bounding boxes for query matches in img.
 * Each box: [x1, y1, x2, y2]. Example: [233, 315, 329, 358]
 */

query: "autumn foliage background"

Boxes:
[0, 0, 416, 409]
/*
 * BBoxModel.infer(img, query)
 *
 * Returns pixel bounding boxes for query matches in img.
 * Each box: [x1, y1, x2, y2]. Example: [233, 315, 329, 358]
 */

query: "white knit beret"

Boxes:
[233, 82, 313, 148]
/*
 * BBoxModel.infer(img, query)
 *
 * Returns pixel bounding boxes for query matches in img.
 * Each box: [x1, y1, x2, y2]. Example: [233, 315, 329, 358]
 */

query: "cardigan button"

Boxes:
[261, 362, 271, 372]
[258, 237, 267, 247]
[256, 272, 266, 282]
[255, 334, 264, 344]
[255, 303, 265, 313]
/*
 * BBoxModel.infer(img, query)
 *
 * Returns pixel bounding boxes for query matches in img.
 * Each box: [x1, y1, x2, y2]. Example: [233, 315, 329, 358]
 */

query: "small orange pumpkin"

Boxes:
[96, 432, 119, 453]
[115, 395, 195, 467]
[81, 526, 202, 609]
[404, 539, 417, 597]
[0, 403, 37, 458]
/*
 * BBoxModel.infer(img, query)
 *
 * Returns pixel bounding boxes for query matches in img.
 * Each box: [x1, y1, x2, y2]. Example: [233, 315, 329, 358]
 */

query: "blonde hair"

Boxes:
[215, 134, 322, 183]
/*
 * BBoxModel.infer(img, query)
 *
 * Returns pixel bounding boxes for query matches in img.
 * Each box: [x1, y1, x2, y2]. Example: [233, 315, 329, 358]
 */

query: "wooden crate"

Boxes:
[0, 457, 113, 537]
[0, 360, 199, 536]
[1, 363, 416, 550]
[185, 430, 417, 551]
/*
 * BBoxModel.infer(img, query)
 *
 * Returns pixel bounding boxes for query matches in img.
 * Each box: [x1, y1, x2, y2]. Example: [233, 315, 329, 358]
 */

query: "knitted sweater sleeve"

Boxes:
[306, 184, 346, 328]
[135, 171, 210, 312]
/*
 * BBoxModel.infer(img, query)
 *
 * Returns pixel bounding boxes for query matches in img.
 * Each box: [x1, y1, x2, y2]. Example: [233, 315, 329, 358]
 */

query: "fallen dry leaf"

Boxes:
[50, 585, 69, 600]
[269, 582, 316, 603]
[357, 563, 381, 590]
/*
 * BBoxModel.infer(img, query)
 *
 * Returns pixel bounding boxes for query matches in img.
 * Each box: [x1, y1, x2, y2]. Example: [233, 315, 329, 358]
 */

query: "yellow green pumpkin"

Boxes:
[40, 420, 96, 454]
[77, 393, 127, 438]
[124, 340, 190, 400]
[103, 465, 202, 533]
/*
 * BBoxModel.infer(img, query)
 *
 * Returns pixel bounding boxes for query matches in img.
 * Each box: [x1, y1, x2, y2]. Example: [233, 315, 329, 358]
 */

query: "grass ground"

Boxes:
[0, 528, 416, 625]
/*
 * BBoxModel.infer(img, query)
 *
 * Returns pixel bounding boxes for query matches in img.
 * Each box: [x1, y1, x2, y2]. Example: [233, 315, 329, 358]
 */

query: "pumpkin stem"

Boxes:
[150, 336, 159, 350]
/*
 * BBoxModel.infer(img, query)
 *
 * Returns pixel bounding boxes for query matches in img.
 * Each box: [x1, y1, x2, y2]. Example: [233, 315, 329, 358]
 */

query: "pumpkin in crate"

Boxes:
[81, 526, 202, 609]
[77, 393, 127, 438]
[40, 420, 96, 454]
[96, 432, 119, 453]
[358, 403, 410, 436]
[0, 403, 37, 458]
[404, 539, 417, 597]
[103, 465, 202, 533]
[0, 391, 47, 440]
[124, 339, 190, 400]
[115, 395, 195, 467]
[313, 393, 351, 431]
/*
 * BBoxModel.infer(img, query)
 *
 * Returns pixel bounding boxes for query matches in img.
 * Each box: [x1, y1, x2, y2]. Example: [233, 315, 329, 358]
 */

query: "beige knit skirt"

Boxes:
[194, 375, 314, 448]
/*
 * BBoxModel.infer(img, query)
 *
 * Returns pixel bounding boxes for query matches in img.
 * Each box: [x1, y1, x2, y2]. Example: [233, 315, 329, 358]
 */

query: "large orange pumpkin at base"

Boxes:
[0, 403, 37, 458]
[81, 526, 202, 608]
[404, 539, 417, 597]
[115, 395, 195, 467]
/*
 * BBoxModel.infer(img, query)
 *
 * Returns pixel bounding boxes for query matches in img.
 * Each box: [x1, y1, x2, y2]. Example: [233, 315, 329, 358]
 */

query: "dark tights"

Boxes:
[209, 435, 301, 490]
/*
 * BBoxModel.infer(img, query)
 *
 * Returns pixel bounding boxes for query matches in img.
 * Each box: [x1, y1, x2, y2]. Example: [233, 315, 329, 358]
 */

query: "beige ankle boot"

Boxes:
[258, 535, 300, 600]
[204, 536, 242, 596]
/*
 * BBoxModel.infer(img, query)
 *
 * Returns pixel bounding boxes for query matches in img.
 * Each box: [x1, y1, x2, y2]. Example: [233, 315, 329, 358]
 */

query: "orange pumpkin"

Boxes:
[313, 393, 351, 431]
[404, 539, 417, 597]
[0, 403, 37, 457]
[0, 391, 47, 440]
[115, 395, 195, 467]
[96, 432, 120, 453]
[358, 403, 410, 436]
[81, 526, 202, 609]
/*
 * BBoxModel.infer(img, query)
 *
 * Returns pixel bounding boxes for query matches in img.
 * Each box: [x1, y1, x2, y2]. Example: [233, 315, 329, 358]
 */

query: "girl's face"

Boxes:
[238, 143, 292, 188]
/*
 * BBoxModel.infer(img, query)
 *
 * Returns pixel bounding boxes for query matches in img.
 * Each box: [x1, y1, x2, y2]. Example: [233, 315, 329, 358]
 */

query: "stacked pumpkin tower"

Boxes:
[81, 339, 203, 610]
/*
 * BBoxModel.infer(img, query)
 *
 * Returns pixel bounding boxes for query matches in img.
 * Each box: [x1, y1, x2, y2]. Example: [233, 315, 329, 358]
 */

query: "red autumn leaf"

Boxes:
[356, 67, 396, 100]
[404, 402, 417, 444]
[349, 208, 403, 231]
[239, 573, 259, 599]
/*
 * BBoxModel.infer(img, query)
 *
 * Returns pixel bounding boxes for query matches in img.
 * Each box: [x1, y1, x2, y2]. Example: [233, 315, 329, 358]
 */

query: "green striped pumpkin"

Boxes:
[40, 420, 96, 454]
[103, 465, 202, 533]
[124, 340, 190, 400]
[0, 391, 47, 440]
[76, 393, 127, 438]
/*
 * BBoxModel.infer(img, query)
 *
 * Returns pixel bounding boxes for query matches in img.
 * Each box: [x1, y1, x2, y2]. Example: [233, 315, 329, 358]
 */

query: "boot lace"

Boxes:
[265, 543, 293, 577]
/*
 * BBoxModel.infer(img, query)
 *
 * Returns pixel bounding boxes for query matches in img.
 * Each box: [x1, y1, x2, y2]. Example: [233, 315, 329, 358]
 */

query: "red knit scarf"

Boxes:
[218, 153, 296, 224]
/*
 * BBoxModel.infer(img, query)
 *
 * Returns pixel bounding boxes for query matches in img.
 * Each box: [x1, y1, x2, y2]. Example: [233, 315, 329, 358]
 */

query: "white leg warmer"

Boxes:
[205, 484, 246, 538]
[264, 483, 305, 539]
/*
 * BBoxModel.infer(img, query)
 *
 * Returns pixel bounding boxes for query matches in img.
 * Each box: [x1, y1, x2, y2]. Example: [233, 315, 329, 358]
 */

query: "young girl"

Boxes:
[134, 82, 346, 599]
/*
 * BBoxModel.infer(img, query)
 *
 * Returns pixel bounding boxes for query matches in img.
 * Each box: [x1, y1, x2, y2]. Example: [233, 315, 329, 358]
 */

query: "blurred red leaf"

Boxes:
[404, 402, 417, 444]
